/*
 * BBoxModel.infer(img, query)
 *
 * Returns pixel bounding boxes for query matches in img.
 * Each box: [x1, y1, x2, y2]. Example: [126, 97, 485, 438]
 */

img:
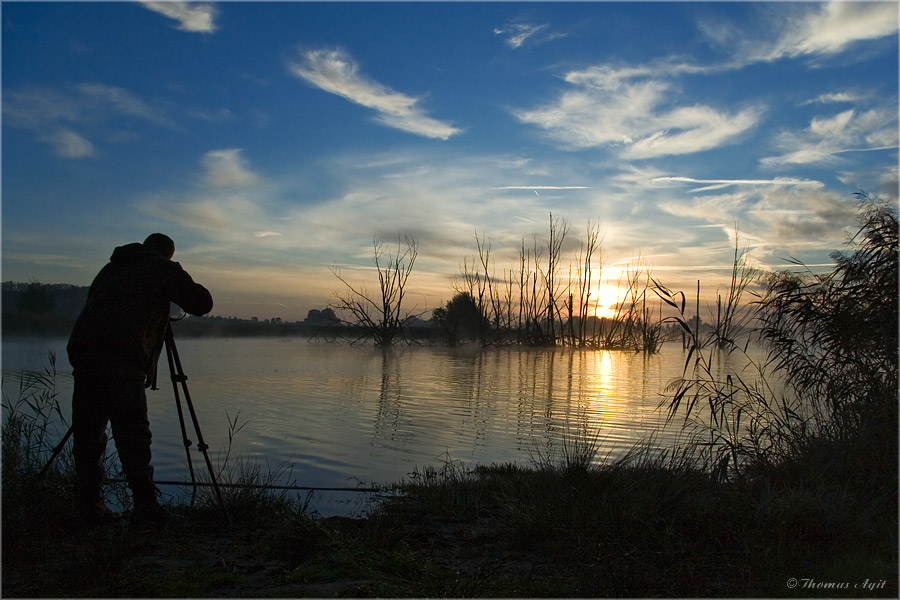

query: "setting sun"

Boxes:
[588, 284, 622, 319]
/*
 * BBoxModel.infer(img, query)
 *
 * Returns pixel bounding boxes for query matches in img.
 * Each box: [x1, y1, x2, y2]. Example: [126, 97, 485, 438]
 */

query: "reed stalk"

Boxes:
[652, 193, 897, 481]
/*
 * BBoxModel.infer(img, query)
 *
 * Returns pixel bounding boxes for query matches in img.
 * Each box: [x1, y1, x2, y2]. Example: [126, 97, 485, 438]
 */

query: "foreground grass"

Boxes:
[3, 444, 896, 598]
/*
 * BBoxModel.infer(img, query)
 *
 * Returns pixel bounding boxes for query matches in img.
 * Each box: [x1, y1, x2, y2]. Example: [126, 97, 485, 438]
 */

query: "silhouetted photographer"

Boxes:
[67, 233, 213, 529]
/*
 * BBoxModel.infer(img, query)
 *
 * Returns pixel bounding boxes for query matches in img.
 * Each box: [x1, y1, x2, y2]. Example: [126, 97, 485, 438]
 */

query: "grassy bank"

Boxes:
[3, 439, 896, 598]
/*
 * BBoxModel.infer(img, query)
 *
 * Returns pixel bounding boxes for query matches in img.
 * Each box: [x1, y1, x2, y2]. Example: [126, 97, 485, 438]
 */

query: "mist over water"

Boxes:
[3, 336, 761, 516]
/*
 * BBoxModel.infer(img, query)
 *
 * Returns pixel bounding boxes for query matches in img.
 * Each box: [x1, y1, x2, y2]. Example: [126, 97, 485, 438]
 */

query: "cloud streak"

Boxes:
[658, 185, 860, 252]
[653, 176, 824, 193]
[494, 22, 566, 49]
[701, 1, 899, 65]
[514, 65, 761, 158]
[289, 48, 461, 140]
[769, 1, 898, 60]
[761, 107, 899, 167]
[49, 128, 95, 158]
[203, 149, 261, 188]
[493, 185, 589, 191]
[2, 83, 174, 157]
[141, 1, 218, 33]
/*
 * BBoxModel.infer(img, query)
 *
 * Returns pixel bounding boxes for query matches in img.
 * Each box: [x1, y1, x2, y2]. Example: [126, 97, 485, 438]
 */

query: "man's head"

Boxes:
[143, 233, 175, 259]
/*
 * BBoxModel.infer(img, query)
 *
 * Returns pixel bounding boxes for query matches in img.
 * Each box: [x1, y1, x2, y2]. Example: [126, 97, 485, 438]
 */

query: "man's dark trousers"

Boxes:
[72, 367, 158, 511]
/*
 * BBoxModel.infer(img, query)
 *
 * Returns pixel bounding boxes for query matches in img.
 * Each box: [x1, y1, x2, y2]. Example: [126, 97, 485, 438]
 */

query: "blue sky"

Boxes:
[3, 1, 897, 321]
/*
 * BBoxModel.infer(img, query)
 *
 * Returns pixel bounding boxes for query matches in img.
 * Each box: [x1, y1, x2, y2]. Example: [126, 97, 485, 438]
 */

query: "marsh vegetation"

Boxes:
[337, 213, 672, 350]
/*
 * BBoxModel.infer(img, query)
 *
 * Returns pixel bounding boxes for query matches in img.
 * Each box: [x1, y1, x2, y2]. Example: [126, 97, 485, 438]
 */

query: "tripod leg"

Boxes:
[165, 329, 198, 504]
[165, 325, 231, 525]
[38, 425, 73, 479]
[185, 400, 232, 526]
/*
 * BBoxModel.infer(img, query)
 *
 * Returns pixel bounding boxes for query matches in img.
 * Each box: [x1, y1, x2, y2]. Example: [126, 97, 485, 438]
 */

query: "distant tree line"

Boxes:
[0, 282, 365, 339]
[2, 282, 88, 336]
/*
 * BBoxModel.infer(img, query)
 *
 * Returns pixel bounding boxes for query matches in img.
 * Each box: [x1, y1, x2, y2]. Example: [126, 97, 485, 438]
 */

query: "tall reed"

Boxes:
[2, 352, 67, 478]
[2, 354, 123, 538]
[710, 229, 759, 349]
[653, 193, 898, 482]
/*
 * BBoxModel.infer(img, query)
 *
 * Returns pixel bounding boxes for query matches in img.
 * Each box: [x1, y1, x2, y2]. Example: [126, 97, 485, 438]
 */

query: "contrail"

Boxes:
[493, 185, 590, 190]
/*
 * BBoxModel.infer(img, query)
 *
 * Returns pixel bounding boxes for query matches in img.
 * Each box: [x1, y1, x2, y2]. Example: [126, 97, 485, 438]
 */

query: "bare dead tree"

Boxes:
[455, 230, 521, 346]
[475, 232, 504, 337]
[601, 255, 655, 351]
[540, 212, 570, 345]
[517, 235, 548, 345]
[573, 220, 603, 346]
[331, 236, 418, 346]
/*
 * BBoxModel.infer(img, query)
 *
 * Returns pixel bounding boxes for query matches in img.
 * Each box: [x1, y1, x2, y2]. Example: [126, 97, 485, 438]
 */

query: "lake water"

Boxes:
[2, 336, 745, 516]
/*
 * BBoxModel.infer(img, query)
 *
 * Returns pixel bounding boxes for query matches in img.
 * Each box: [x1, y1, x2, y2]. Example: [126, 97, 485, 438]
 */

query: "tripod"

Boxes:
[39, 324, 230, 525]
[164, 323, 230, 523]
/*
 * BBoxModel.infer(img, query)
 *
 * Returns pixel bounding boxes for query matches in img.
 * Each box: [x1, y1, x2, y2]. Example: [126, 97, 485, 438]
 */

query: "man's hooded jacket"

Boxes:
[67, 242, 213, 388]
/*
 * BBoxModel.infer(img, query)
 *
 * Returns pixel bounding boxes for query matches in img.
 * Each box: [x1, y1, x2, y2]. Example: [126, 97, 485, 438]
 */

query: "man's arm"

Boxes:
[170, 263, 214, 316]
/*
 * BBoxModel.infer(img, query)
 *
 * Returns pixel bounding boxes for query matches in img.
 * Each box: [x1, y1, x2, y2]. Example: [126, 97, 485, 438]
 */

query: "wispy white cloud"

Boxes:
[493, 22, 566, 49]
[658, 185, 858, 254]
[702, 1, 898, 65]
[136, 151, 271, 236]
[514, 64, 761, 158]
[141, 1, 218, 34]
[626, 105, 759, 159]
[837, 163, 899, 201]
[761, 107, 899, 167]
[141, 195, 244, 232]
[494, 22, 545, 48]
[74, 83, 172, 124]
[48, 128, 95, 158]
[3, 84, 171, 128]
[202, 149, 261, 188]
[652, 176, 823, 193]
[2, 83, 174, 157]
[288, 48, 461, 140]
[773, 1, 898, 59]
[803, 91, 868, 106]
[594, 165, 863, 283]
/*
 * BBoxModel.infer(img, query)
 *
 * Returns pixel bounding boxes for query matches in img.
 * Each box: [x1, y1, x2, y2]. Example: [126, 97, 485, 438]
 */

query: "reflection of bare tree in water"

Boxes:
[513, 350, 556, 446]
[367, 346, 615, 467]
[446, 349, 493, 448]
[512, 350, 607, 463]
[370, 348, 498, 455]
[371, 349, 403, 445]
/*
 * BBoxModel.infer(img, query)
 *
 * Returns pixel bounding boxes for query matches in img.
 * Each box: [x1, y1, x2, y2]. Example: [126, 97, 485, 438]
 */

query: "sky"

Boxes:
[2, 1, 898, 322]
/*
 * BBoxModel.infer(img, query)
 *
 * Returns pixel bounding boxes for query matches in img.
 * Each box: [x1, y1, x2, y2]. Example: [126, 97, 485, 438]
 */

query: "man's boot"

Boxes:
[129, 473, 167, 531]
[74, 426, 118, 528]
[76, 483, 119, 529]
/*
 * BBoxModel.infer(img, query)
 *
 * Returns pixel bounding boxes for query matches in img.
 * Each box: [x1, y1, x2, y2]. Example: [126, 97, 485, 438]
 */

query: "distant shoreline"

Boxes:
[0, 311, 355, 340]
